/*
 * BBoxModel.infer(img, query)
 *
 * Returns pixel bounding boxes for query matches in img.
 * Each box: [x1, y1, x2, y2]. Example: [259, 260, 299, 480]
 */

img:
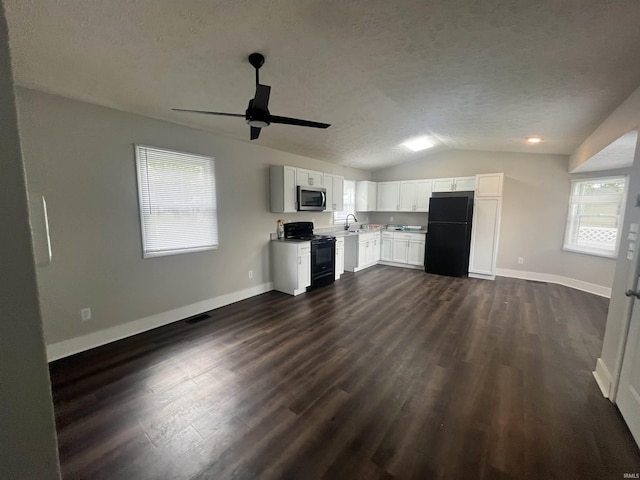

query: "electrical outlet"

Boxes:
[248, 270, 253, 279]
[518, 257, 524, 264]
[81, 308, 91, 321]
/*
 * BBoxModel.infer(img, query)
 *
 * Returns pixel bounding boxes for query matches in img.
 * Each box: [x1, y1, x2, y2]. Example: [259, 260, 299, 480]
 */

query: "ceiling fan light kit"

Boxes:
[173, 53, 330, 140]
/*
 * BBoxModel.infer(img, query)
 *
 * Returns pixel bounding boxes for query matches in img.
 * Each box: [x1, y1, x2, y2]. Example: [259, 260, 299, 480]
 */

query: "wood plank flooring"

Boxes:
[49, 266, 640, 479]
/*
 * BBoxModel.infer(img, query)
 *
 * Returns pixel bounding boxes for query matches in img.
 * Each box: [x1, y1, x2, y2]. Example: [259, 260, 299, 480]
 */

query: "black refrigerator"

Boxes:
[425, 191, 474, 277]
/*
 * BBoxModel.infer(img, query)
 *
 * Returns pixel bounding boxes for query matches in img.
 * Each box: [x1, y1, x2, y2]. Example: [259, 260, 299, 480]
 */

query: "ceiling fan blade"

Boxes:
[253, 84, 271, 111]
[269, 115, 330, 129]
[172, 108, 244, 118]
[250, 127, 261, 140]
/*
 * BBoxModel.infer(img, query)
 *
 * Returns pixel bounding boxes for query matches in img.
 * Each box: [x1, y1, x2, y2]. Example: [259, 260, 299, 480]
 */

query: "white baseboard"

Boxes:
[46, 282, 273, 362]
[377, 261, 424, 271]
[469, 272, 496, 281]
[495, 268, 611, 298]
[593, 358, 613, 398]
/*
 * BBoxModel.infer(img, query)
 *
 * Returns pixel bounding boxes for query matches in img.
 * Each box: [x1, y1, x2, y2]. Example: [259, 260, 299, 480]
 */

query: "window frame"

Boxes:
[135, 144, 219, 258]
[562, 175, 628, 259]
[333, 179, 356, 225]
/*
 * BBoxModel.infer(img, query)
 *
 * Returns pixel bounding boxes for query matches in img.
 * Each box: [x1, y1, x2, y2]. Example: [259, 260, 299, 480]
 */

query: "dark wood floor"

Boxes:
[49, 266, 640, 479]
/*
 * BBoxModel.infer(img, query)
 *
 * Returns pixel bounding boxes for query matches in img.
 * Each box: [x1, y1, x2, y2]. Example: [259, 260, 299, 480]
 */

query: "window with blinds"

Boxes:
[563, 176, 627, 258]
[334, 180, 356, 224]
[135, 145, 219, 258]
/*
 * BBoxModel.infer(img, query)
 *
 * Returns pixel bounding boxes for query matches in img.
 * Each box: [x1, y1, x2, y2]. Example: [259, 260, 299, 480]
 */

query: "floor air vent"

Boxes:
[185, 313, 211, 324]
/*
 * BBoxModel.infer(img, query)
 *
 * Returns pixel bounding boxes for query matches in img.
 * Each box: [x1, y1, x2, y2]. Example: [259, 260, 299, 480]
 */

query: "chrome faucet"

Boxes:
[345, 214, 358, 231]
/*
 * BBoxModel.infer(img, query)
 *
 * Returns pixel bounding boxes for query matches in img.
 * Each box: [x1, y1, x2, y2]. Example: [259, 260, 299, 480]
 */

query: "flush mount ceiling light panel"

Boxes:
[402, 136, 435, 152]
[526, 137, 542, 144]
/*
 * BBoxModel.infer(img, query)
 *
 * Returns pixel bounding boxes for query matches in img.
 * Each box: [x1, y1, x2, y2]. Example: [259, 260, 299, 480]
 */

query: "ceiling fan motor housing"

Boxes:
[246, 103, 270, 128]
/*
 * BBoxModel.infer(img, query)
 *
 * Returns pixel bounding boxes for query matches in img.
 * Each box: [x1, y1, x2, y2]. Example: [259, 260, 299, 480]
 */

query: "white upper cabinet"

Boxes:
[399, 179, 432, 212]
[399, 181, 417, 211]
[475, 173, 504, 197]
[323, 174, 344, 213]
[356, 181, 377, 212]
[297, 168, 323, 187]
[377, 182, 401, 211]
[432, 176, 476, 192]
[270, 165, 298, 213]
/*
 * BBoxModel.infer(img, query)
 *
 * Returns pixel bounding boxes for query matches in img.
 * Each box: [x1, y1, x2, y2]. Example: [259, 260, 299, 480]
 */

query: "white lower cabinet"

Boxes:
[271, 241, 311, 296]
[345, 231, 380, 272]
[381, 232, 393, 261]
[335, 237, 345, 280]
[380, 232, 426, 270]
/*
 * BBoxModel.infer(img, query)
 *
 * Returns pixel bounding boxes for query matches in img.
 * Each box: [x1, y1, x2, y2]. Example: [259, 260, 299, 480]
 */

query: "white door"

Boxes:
[617, 274, 640, 446]
[415, 180, 432, 211]
[333, 176, 344, 212]
[381, 237, 393, 261]
[324, 174, 334, 212]
[392, 239, 409, 263]
[408, 240, 425, 265]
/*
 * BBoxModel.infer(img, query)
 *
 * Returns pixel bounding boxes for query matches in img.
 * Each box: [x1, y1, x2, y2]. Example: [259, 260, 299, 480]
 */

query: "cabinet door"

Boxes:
[476, 173, 503, 197]
[297, 252, 311, 290]
[333, 176, 344, 211]
[335, 245, 344, 279]
[432, 178, 454, 192]
[364, 241, 374, 265]
[408, 240, 425, 265]
[367, 182, 378, 211]
[399, 181, 417, 211]
[373, 236, 381, 262]
[324, 174, 334, 212]
[469, 197, 501, 275]
[392, 239, 409, 263]
[415, 180, 432, 211]
[297, 169, 323, 187]
[356, 181, 374, 212]
[381, 237, 393, 261]
[358, 240, 367, 267]
[377, 182, 400, 211]
[455, 176, 476, 191]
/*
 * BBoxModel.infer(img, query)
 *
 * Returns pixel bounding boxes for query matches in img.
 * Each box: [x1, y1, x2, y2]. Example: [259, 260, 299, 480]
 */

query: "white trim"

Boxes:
[46, 282, 273, 362]
[377, 261, 424, 270]
[469, 272, 496, 281]
[495, 268, 611, 298]
[593, 358, 613, 398]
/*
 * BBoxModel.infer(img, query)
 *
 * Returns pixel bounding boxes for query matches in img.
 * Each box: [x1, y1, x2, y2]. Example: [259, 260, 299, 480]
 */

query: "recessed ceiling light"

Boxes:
[402, 136, 435, 152]
[526, 137, 542, 144]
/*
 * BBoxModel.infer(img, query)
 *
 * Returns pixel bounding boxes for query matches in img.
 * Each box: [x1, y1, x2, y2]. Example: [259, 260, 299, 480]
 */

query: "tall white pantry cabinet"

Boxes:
[468, 173, 504, 280]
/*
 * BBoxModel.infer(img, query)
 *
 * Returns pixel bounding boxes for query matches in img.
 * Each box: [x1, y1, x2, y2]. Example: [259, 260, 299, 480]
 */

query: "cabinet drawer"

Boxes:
[298, 244, 311, 254]
[359, 232, 376, 242]
[394, 232, 425, 242]
[382, 231, 394, 239]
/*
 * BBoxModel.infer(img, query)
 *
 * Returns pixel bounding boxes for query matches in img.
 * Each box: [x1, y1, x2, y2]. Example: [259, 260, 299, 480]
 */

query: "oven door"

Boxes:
[311, 239, 336, 287]
[297, 186, 326, 211]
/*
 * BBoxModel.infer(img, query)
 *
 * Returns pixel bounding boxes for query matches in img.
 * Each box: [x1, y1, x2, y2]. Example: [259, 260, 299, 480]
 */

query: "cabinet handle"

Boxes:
[309, 178, 314, 185]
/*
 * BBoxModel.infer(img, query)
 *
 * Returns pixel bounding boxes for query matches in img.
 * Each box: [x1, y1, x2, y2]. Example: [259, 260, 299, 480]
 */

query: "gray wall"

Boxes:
[0, 5, 60, 479]
[15, 88, 370, 350]
[369, 149, 618, 288]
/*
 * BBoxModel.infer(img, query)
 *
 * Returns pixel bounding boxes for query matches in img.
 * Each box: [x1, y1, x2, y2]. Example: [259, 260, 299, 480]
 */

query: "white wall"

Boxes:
[16, 88, 370, 358]
[370, 149, 618, 291]
[0, 6, 60, 478]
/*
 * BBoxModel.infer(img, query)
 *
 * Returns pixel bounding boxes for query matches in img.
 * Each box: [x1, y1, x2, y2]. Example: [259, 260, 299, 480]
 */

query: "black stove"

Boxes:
[283, 222, 336, 289]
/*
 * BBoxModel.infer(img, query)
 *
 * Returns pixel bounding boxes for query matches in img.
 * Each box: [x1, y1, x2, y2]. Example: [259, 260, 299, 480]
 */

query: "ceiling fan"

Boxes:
[173, 53, 330, 140]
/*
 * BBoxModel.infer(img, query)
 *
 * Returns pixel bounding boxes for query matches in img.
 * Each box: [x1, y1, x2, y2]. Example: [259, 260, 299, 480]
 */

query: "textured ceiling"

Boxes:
[5, 0, 640, 171]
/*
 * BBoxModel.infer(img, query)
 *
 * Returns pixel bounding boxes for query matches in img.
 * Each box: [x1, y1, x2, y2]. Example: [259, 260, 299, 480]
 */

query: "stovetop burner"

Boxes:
[283, 222, 335, 243]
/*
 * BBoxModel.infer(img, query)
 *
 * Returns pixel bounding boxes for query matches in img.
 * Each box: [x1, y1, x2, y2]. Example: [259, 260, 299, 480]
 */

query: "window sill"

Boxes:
[562, 246, 617, 260]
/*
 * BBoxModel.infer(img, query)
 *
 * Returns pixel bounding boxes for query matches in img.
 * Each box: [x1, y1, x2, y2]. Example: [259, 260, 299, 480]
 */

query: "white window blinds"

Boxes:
[334, 180, 356, 224]
[563, 176, 627, 258]
[135, 145, 219, 258]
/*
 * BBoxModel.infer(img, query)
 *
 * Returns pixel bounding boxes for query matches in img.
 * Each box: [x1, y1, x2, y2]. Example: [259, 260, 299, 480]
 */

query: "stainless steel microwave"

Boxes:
[297, 186, 326, 211]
